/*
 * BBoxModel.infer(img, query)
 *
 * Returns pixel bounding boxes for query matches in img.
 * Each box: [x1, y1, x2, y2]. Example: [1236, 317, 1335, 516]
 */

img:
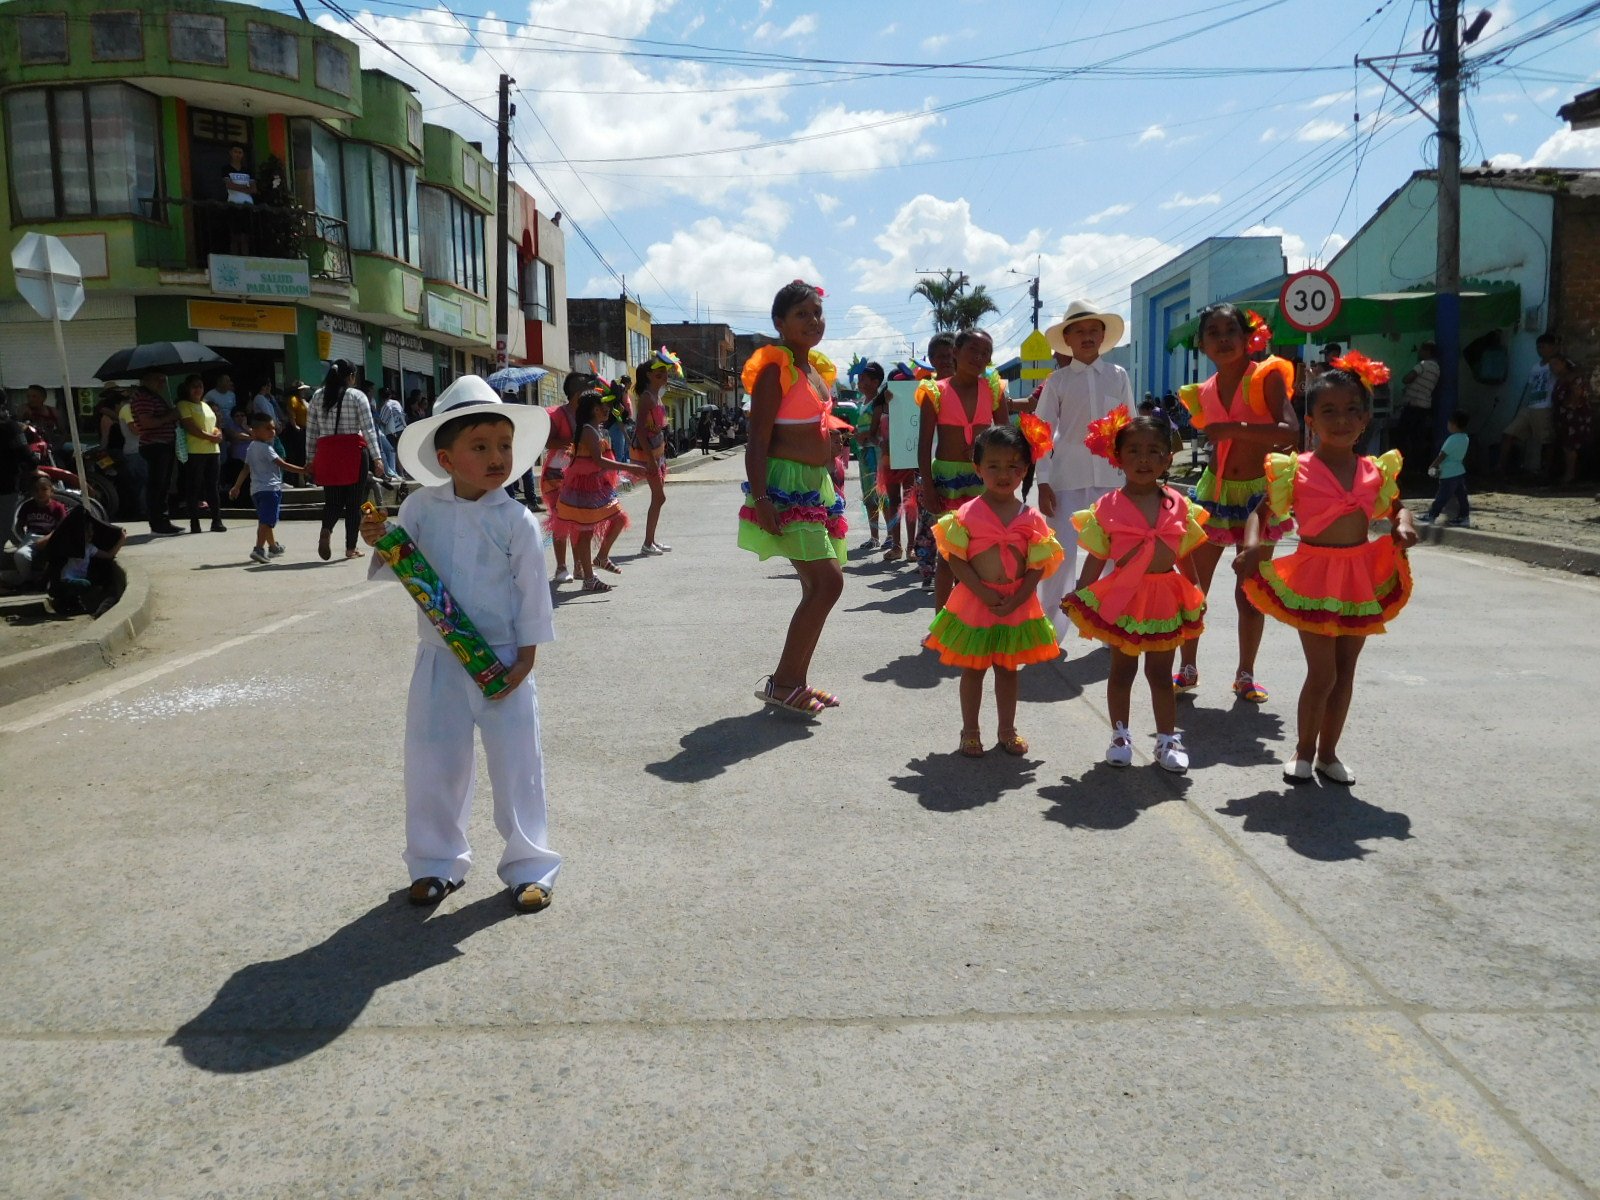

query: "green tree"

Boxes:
[910, 273, 1000, 332]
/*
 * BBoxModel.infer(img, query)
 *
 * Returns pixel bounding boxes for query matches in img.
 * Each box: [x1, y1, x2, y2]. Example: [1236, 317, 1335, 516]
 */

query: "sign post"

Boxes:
[11, 233, 91, 494]
[1278, 268, 1343, 378]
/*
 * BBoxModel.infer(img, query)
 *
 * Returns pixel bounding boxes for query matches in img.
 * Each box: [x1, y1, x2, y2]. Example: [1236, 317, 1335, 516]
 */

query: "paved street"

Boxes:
[2, 455, 1598, 1199]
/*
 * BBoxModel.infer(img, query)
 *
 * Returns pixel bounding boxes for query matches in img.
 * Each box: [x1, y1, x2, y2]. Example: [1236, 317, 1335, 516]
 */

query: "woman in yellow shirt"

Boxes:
[176, 373, 226, 533]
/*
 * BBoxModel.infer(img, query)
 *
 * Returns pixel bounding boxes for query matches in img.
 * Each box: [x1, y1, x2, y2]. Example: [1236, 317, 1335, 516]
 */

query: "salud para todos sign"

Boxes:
[208, 254, 311, 300]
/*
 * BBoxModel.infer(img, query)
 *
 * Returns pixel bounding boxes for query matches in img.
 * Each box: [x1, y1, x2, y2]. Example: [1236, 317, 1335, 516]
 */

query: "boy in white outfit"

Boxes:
[361, 376, 561, 912]
[1033, 301, 1131, 643]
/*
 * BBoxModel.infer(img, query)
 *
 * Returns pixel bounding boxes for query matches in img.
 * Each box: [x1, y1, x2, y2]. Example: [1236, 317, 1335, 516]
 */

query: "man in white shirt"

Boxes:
[1034, 301, 1132, 643]
[203, 375, 237, 420]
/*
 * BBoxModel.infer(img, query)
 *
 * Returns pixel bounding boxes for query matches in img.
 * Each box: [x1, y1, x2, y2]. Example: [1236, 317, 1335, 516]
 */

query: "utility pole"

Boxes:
[1435, 0, 1461, 439]
[494, 72, 514, 371]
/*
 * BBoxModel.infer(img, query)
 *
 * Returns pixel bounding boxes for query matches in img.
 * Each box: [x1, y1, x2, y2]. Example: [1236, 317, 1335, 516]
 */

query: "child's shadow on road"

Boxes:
[1040, 761, 1189, 831]
[891, 751, 1042, 812]
[168, 889, 516, 1074]
[1217, 786, 1412, 861]
[1179, 699, 1287, 766]
[645, 710, 815, 783]
[862, 649, 951, 691]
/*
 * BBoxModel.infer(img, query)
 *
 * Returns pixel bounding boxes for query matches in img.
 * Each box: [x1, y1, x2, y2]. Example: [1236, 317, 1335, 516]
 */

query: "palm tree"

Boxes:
[910, 274, 1000, 332]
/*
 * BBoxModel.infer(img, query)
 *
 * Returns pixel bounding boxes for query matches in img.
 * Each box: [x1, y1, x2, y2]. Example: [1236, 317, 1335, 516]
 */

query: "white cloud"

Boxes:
[311, 1, 936, 223]
[1083, 203, 1132, 226]
[738, 193, 791, 239]
[1259, 127, 1279, 143]
[600, 218, 822, 320]
[1241, 224, 1347, 273]
[922, 34, 951, 51]
[1488, 127, 1600, 169]
[815, 192, 841, 215]
[822, 304, 910, 366]
[837, 214, 857, 229]
[1160, 191, 1222, 210]
[879, 22, 898, 35]
[1296, 120, 1350, 143]
[754, 14, 817, 40]
[1503, 112, 1520, 125]
[849, 194, 1179, 350]
[681, 13, 704, 34]
[1138, 124, 1166, 144]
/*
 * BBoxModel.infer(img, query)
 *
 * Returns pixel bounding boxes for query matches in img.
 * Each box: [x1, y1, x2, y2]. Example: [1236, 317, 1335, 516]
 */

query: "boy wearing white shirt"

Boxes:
[1033, 302, 1132, 642]
[360, 377, 561, 913]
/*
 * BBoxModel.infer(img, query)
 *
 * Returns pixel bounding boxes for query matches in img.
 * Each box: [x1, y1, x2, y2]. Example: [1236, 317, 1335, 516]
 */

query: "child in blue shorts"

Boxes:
[228, 413, 305, 562]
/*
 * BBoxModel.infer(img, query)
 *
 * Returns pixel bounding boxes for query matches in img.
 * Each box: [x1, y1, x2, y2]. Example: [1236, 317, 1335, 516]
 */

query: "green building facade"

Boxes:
[0, 0, 505, 406]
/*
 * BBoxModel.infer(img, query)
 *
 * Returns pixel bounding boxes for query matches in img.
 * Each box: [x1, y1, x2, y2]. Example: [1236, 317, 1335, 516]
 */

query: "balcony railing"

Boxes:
[134, 197, 351, 284]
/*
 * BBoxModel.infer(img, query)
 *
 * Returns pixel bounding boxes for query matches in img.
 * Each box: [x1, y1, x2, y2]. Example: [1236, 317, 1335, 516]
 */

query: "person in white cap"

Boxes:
[1033, 301, 1133, 643]
[358, 376, 563, 913]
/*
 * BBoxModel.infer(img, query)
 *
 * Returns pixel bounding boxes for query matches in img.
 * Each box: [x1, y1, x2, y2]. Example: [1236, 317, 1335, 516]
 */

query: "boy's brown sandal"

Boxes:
[408, 877, 462, 906]
[512, 883, 552, 913]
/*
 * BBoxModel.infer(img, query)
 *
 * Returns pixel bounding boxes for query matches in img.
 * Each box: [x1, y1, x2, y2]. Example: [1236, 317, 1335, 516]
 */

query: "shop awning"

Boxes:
[1163, 282, 1522, 352]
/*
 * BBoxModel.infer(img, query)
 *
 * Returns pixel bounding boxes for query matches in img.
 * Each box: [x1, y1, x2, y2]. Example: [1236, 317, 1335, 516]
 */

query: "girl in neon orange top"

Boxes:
[925, 423, 1064, 757]
[1063, 411, 1208, 774]
[1234, 353, 1417, 786]
[741, 280, 855, 716]
[916, 328, 1010, 609]
[1174, 302, 1300, 705]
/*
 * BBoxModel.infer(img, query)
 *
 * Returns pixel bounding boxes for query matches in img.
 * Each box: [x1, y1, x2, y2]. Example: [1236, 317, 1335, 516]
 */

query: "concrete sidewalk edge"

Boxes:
[0, 560, 154, 707]
[1419, 522, 1600, 576]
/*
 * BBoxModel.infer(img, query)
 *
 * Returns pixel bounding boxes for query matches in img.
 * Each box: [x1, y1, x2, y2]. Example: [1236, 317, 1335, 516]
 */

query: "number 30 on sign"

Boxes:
[1278, 269, 1341, 333]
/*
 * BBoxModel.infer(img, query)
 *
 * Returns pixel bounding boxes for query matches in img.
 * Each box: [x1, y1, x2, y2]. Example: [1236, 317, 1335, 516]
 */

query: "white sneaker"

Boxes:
[654, 541, 672, 552]
[1315, 758, 1356, 785]
[249, 547, 269, 564]
[268, 544, 286, 557]
[642, 543, 666, 556]
[552, 567, 573, 584]
[1155, 732, 1189, 774]
[1283, 755, 1314, 784]
[1105, 723, 1134, 768]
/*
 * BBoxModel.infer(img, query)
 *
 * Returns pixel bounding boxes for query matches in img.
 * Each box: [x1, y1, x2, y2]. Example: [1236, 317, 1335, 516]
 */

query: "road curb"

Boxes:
[1418, 523, 1600, 576]
[0, 559, 154, 707]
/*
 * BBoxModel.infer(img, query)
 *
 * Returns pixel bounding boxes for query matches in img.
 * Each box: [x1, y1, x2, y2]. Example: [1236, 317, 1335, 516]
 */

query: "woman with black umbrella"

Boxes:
[306, 359, 385, 560]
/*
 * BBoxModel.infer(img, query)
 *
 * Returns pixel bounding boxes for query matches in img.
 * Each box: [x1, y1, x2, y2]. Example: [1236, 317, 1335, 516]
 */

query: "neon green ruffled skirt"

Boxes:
[738, 457, 848, 564]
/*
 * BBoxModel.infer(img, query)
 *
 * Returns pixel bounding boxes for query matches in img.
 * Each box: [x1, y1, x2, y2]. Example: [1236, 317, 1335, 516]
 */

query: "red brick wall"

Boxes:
[1553, 192, 1600, 391]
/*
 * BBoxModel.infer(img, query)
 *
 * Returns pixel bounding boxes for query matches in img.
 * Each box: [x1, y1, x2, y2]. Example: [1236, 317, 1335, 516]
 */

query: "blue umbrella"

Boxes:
[485, 366, 548, 391]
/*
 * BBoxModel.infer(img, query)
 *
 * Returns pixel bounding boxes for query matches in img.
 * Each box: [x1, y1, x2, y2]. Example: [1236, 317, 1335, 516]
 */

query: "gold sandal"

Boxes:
[959, 730, 985, 758]
[997, 729, 1028, 756]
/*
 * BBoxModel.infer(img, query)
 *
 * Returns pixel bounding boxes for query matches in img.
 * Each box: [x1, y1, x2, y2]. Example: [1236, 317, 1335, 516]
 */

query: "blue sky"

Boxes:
[299, 0, 1600, 365]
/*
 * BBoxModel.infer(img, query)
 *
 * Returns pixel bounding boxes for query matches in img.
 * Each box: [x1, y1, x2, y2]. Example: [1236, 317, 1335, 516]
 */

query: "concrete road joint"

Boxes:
[0, 559, 154, 708]
[9, 1001, 1599, 1047]
[1104, 667, 1600, 1198]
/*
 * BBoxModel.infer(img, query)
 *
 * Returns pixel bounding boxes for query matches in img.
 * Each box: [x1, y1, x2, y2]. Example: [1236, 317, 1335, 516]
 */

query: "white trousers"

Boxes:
[403, 642, 562, 890]
[1038, 486, 1116, 643]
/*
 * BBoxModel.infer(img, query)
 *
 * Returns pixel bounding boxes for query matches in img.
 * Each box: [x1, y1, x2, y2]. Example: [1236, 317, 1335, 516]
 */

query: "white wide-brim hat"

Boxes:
[397, 375, 550, 488]
[1045, 300, 1126, 355]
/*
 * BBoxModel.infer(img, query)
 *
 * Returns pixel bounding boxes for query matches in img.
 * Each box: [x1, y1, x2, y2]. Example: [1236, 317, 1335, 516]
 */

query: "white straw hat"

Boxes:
[397, 375, 550, 487]
[1044, 300, 1126, 355]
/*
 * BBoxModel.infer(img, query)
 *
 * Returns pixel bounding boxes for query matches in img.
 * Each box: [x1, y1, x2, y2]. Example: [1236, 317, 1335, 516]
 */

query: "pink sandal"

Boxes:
[756, 676, 825, 716]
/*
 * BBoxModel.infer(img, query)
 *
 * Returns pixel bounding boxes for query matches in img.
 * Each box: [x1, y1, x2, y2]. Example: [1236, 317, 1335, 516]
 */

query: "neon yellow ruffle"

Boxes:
[932, 511, 969, 560]
[740, 346, 837, 395]
[1263, 452, 1298, 523]
[1071, 508, 1112, 559]
[1177, 383, 1205, 427]
[1179, 504, 1210, 557]
[1027, 534, 1066, 577]
[1372, 448, 1403, 518]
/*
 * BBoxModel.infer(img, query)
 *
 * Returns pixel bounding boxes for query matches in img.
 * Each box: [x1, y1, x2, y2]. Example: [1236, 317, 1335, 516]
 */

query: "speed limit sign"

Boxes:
[1279, 269, 1341, 333]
